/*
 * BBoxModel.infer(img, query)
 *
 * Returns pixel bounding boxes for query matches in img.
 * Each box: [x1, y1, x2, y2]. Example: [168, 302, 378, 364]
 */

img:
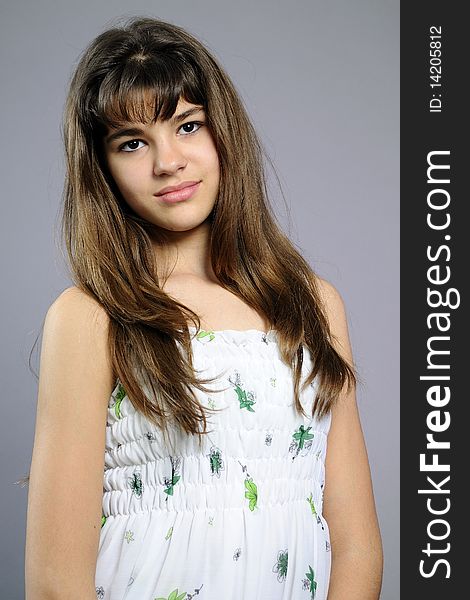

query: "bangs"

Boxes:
[92, 52, 207, 131]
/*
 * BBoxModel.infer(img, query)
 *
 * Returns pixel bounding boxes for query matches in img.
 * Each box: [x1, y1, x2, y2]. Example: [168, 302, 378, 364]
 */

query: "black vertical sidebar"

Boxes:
[401, 3, 466, 597]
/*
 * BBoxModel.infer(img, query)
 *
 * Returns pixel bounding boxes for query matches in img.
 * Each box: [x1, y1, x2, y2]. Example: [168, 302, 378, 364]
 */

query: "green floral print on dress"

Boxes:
[207, 445, 225, 478]
[272, 549, 288, 582]
[128, 470, 144, 498]
[155, 589, 186, 600]
[306, 493, 325, 529]
[196, 329, 215, 342]
[229, 371, 257, 412]
[164, 456, 182, 499]
[302, 565, 317, 598]
[206, 396, 217, 410]
[111, 382, 126, 419]
[124, 530, 135, 543]
[244, 478, 258, 511]
[238, 460, 258, 511]
[155, 583, 204, 600]
[289, 425, 315, 460]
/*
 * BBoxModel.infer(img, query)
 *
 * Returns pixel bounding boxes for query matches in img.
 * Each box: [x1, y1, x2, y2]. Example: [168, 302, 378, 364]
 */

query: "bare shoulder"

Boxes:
[43, 284, 115, 401]
[314, 276, 346, 319]
[313, 276, 352, 363]
[48, 285, 110, 330]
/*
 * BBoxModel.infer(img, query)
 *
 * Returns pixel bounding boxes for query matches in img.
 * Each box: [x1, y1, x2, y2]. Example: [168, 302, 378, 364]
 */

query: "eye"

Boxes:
[119, 139, 145, 152]
[178, 121, 203, 135]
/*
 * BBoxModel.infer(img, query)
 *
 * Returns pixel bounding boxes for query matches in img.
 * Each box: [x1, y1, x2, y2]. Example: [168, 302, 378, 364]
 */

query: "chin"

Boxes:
[161, 216, 212, 233]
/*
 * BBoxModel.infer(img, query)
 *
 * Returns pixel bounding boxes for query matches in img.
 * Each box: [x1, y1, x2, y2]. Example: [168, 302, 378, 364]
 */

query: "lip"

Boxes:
[155, 181, 201, 203]
[155, 180, 200, 196]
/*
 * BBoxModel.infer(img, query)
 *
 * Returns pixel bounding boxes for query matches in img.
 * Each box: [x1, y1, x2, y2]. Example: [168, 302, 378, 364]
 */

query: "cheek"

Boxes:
[197, 133, 220, 178]
[205, 147, 220, 181]
[109, 164, 142, 198]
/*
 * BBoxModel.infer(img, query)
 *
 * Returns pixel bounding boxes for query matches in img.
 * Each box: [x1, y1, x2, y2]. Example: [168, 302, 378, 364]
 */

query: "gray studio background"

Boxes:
[0, 1, 399, 598]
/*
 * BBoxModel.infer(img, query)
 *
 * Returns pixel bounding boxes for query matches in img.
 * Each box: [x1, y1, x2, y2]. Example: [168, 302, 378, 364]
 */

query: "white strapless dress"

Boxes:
[95, 327, 332, 600]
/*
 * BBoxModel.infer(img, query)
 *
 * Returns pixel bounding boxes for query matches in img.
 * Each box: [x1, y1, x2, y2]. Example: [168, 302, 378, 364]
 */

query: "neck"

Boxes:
[152, 219, 217, 281]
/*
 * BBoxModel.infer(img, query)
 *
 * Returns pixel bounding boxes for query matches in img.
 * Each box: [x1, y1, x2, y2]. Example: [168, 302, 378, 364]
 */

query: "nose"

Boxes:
[152, 136, 187, 176]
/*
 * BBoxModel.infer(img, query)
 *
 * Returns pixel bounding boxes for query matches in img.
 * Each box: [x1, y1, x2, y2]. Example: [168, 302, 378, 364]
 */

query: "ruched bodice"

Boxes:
[95, 328, 332, 600]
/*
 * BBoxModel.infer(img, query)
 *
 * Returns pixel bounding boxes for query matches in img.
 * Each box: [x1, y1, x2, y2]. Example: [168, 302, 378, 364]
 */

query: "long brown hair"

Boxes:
[16, 16, 356, 487]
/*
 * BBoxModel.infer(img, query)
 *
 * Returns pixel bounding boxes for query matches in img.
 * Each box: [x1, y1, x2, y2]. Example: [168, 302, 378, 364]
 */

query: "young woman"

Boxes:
[24, 16, 383, 600]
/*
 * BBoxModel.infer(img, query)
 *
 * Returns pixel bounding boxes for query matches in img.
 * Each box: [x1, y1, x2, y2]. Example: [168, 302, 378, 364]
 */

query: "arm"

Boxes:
[25, 287, 115, 599]
[317, 278, 383, 600]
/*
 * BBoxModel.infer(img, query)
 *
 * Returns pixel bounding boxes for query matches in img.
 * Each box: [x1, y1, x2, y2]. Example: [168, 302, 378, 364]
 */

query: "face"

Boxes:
[103, 98, 220, 234]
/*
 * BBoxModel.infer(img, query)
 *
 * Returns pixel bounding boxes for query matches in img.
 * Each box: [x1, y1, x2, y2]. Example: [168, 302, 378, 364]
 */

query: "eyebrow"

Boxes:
[104, 106, 205, 145]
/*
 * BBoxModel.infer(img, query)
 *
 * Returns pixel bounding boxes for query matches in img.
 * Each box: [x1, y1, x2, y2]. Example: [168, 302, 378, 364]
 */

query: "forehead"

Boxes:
[105, 92, 203, 130]
[109, 89, 179, 119]
[104, 95, 200, 132]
